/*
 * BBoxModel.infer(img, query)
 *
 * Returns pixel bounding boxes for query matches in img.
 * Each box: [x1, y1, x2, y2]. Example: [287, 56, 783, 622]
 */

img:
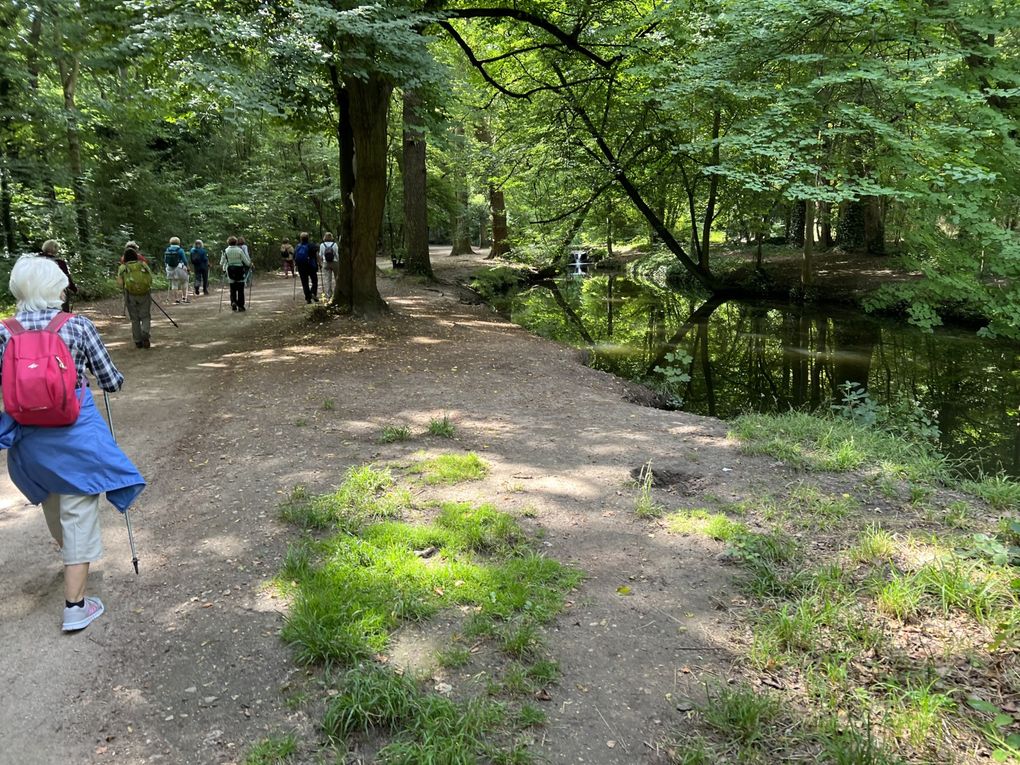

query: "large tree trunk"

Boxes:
[839, 197, 885, 255]
[343, 73, 391, 315]
[487, 183, 508, 258]
[401, 89, 432, 277]
[328, 68, 355, 306]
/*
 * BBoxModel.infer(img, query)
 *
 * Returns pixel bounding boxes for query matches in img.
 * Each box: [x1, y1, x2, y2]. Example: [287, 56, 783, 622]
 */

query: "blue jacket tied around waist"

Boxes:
[1, 386, 145, 511]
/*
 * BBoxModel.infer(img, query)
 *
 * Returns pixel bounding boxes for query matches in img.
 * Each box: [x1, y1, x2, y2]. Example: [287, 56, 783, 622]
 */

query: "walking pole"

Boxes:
[247, 267, 254, 305]
[102, 391, 139, 575]
[218, 272, 226, 313]
[292, 268, 297, 301]
[149, 295, 180, 328]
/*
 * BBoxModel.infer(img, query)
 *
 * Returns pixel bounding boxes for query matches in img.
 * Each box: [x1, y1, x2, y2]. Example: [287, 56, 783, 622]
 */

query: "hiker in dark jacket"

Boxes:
[189, 239, 210, 295]
[40, 239, 78, 312]
[294, 231, 320, 303]
[0, 255, 145, 633]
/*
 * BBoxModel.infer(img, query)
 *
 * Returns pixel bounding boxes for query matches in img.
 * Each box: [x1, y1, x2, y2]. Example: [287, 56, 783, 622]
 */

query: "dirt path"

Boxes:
[1, 251, 769, 764]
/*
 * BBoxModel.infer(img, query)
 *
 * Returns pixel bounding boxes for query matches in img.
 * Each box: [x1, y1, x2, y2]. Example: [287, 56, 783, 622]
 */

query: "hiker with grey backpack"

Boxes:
[0, 255, 145, 633]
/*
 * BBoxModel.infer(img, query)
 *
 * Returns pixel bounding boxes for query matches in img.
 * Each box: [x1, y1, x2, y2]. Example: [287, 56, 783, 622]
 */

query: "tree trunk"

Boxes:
[791, 200, 806, 247]
[699, 109, 721, 271]
[802, 199, 814, 286]
[401, 89, 432, 277]
[487, 183, 508, 258]
[450, 183, 474, 256]
[58, 52, 89, 252]
[326, 57, 355, 307]
[819, 202, 834, 248]
[343, 73, 391, 315]
[862, 195, 885, 256]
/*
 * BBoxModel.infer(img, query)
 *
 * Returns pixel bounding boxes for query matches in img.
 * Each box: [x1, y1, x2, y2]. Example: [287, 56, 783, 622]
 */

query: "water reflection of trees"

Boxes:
[510, 276, 1020, 475]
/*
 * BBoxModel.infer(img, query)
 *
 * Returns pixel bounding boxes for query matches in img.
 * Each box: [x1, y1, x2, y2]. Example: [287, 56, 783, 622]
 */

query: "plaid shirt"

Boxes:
[0, 309, 124, 391]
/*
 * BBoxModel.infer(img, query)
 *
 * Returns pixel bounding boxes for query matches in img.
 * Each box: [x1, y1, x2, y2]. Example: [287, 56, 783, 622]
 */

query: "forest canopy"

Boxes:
[1, 1, 1017, 332]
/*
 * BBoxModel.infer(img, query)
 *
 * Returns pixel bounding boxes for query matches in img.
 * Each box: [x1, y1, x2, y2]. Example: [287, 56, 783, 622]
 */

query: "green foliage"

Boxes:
[667, 509, 747, 541]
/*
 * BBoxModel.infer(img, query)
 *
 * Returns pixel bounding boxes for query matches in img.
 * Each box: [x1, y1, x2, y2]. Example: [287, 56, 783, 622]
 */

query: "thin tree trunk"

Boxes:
[802, 199, 815, 286]
[450, 183, 474, 256]
[58, 52, 89, 251]
[402, 89, 432, 277]
[488, 183, 508, 258]
[699, 109, 721, 271]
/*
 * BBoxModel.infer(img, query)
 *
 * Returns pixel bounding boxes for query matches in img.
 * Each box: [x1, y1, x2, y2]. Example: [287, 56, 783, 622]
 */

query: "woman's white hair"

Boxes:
[9, 255, 69, 311]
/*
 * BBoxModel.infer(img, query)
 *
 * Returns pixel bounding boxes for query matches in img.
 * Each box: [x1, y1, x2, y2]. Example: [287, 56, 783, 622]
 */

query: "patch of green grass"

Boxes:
[700, 683, 782, 748]
[730, 411, 948, 484]
[280, 500, 578, 668]
[323, 663, 518, 762]
[961, 474, 1020, 511]
[411, 452, 489, 485]
[667, 509, 747, 541]
[427, 415, 456, 438]
[322, 398, 335, 411]
[279, 465, 409, 531]
[943, 501, 972, 529]
[873, 571, 923, 622]
[381, 425, 412, 443]
[295, 418, 308, 427]
[244, 733, 297, 765]
[787, 484, 857, 529]
[881, 680, 955, 751]
[848, 524, 897, 564]
[516, 703, 546, 728]
[437, 645, 471, 669]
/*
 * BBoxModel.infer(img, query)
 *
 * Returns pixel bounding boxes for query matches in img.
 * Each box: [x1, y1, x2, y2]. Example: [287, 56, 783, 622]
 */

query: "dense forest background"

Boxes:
[0, 1, 1017, 332]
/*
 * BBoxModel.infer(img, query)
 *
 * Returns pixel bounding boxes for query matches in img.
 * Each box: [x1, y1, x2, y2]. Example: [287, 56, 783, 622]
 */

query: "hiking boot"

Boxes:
[135, 341, 143, 348]
[238, 306, 246, 311]
[142, 337, 151, 349]
[63, 596, 104, 632]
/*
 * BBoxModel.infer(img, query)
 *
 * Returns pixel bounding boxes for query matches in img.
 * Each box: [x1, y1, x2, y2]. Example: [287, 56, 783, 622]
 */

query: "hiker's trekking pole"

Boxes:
[218, 272, 226, 313]
[292, 269, 297, 301]
[149, 295, 180, 328]
[247, 267, 254, 305]
[102, 391, 139, 575]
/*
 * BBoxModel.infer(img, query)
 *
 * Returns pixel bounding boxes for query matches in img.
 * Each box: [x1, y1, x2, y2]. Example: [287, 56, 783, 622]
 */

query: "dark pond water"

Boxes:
[495, 272, 1020, 477]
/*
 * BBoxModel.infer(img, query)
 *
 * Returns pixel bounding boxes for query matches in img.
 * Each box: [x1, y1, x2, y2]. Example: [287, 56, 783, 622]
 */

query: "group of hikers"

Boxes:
[279, 231, 339, 304]
[0, 229, 342, 635]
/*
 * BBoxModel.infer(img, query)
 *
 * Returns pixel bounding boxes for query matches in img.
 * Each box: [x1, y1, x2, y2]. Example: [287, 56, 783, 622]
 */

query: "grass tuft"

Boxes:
[427, 415, 456, 438]
[244, 733, 297, 765]
[381, 425, 412, 443]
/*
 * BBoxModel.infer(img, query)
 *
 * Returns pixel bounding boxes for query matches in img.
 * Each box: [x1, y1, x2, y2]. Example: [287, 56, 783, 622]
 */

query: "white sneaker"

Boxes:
[62, 596, 105, 632]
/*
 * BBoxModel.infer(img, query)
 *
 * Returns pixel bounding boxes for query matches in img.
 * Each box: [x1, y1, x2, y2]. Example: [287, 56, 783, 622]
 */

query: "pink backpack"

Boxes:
[1, 312, 82, 427]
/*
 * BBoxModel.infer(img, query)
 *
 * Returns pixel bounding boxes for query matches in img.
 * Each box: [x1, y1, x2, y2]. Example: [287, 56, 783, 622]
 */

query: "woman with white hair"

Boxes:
[0, 256, 145, 633]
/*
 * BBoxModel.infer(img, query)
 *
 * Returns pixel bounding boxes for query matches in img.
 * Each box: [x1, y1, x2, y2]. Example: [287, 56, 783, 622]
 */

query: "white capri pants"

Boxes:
[41, 493, 103, 565]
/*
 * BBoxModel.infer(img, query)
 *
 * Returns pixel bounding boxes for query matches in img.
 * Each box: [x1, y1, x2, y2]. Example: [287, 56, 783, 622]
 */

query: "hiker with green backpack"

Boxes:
[116, 247, 154, 348]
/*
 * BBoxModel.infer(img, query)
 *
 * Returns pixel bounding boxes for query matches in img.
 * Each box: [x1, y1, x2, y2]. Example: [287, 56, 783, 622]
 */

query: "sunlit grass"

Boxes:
[244, 734, 297, 765]
[279, 465, 409, 531]
[666, 509, 747, 540]
[961, 474, 1020, 511]
[730, 411, 949, 483]
[411, 452, 489, 484]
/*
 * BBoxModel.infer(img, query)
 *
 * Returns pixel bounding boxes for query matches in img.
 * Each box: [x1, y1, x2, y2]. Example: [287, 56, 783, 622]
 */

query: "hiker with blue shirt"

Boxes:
[164, 236, 190, 304]
[294, 231, 320, 303]
[0, 255, 145, 632]
[189, 239, 210, 296]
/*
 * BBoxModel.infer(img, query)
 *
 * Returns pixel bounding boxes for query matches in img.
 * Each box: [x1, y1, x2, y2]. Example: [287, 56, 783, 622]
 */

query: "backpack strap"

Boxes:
[2, 318, 25, 335]
[45, 312, 73, 333]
